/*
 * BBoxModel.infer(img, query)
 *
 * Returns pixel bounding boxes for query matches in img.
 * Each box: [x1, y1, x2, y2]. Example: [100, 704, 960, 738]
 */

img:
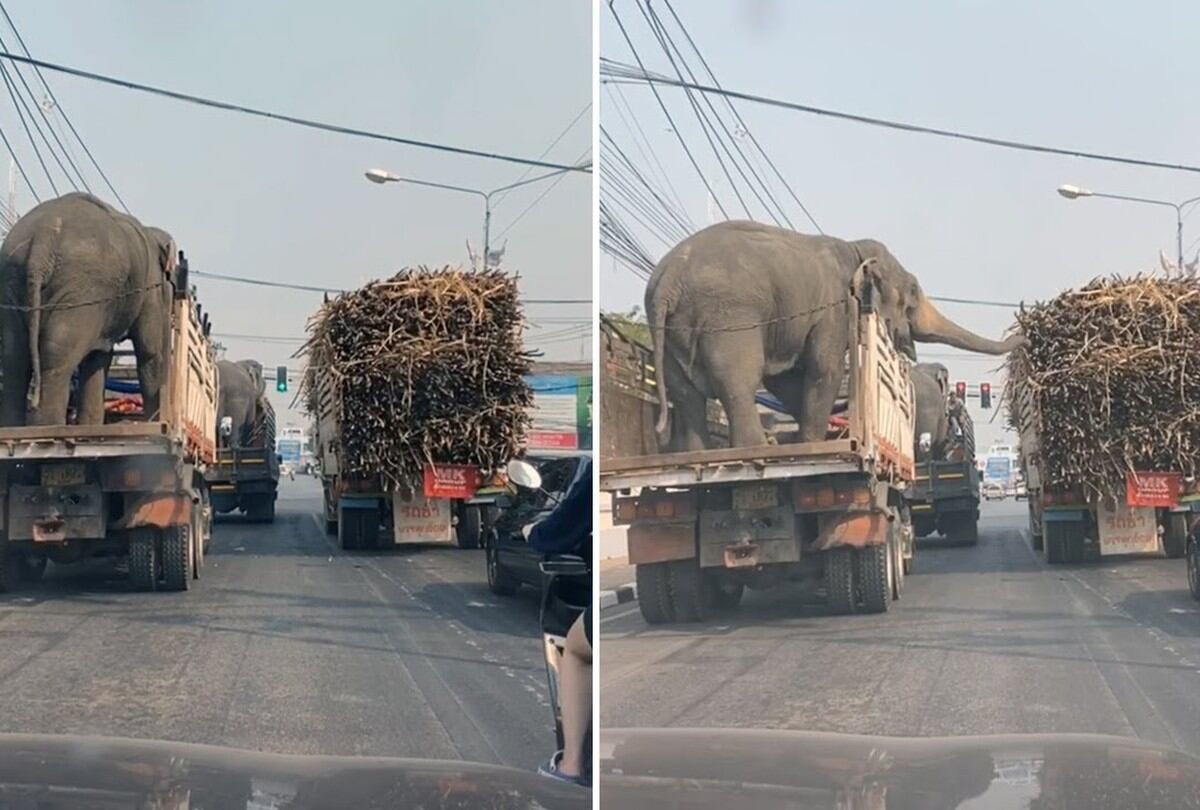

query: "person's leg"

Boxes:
[556, 611, 592, 776]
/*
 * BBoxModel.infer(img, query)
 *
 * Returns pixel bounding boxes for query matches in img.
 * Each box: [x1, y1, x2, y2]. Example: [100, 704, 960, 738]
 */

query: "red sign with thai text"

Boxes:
[526, 431, 578, 450]
[1125, 471, 1181, 508]
[423, 464, 481, 500]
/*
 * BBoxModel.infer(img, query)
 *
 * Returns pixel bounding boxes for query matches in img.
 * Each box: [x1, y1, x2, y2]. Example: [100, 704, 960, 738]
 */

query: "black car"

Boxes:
[486, 452, 589, 596]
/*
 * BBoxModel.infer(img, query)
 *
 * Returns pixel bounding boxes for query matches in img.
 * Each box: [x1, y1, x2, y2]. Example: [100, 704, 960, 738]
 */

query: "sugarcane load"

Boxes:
[1009, 273, 1200, 564]
[303, 266, 534, 550]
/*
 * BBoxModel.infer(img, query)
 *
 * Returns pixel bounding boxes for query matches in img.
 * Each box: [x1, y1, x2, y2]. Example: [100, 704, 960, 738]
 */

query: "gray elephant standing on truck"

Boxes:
[0, 192, 177, 427]
[645, 220, 1021, 451]
[217, 359, 267, 448]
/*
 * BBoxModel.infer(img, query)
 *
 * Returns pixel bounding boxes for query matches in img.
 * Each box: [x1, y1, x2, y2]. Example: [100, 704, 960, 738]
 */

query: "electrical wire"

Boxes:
[493, 145, 591, 240]
[0, 1, 127, 210]
[491, 102, 591, 205]
[602, 60, 1200, 176]
[0, 59, 58, 194]
[0, 51, 592, 174]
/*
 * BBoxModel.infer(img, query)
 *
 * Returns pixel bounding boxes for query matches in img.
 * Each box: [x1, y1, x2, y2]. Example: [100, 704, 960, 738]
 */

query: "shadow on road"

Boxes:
[411, 582, 541, 639]
[1117, 588, 1200, 639]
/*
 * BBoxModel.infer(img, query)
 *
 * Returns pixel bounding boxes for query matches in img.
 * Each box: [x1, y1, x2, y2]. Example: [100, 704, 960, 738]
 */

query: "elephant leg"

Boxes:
[129, 299, 169, 421]
[75, 350, 112, 425]
[661, 351, 710, 452]
[28, 317, 92, 427]
[763, 369, 810, 438]
[703, 330, 766, 448]
[793, 351, 843, 443]
[0, 314, 30, 426]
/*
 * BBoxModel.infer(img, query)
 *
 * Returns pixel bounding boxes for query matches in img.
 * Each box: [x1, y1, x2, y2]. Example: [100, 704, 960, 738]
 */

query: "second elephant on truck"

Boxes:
[217, 359, 266, 447]
[912, 362, 951, 462]
[645, 220, 1020, 451]
[0, 192, 178, 427]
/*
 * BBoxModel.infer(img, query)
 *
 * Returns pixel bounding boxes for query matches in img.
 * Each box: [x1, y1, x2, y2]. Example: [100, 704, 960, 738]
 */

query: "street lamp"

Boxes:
[1057, 184, 1200, 271]
[364, 167, 569, 271]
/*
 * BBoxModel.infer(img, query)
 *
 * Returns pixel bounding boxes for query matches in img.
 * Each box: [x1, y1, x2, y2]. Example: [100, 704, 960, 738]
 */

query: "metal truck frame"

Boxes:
[601, 279, 917, 622]
[1013, 380, 1196, 564]
[0, 253, 217, 592]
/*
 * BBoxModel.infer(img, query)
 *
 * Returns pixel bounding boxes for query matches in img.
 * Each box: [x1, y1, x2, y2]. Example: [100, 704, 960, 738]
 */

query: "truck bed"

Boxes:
[600, 439, 866, 490]
[0, 422, 178, 460]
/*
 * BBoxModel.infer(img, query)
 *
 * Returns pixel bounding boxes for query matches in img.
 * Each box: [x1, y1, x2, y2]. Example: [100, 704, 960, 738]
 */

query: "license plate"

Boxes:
[41, 463, 85, 487]
[733, 484, 777, 511]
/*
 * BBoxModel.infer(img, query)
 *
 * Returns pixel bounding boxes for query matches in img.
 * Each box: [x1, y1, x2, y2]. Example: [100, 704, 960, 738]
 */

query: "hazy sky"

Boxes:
[3, 1, 591, 424]
[601, 0, 1200, 449]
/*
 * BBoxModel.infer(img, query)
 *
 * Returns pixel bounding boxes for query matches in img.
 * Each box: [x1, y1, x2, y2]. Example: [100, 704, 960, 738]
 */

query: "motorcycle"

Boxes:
[506, 459, 593, 787]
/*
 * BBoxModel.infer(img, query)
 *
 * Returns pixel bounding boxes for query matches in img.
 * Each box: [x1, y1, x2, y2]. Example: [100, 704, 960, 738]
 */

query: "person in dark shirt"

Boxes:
[525, 457, 592, 786]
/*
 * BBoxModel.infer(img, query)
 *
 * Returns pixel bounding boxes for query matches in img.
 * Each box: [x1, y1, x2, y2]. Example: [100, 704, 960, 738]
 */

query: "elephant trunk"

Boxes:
[912, 298, 1022, 355]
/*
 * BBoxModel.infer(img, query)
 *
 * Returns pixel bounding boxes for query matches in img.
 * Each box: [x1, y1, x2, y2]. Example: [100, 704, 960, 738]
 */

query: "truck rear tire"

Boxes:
[636, 562, 675, 624]
[668, 559, 711, 622]
[0, 551, 15, 593]
[246, 496, 276, 524]
[1044, 520, 1084, 564]
[1163, 513, 1188, 559]
[18, 554, 47, 583]
[947, 514, 979, 546]
[129, 529, 158, 591]
[711, 580, 744, 611]
[339, 503, 379, 551]
[162, 525, 191, 592]
[825, 547, 857, 615]
[456, 504, 482, 549]
[857, 543, 892, 614]
[1188, 536, 1200, 602]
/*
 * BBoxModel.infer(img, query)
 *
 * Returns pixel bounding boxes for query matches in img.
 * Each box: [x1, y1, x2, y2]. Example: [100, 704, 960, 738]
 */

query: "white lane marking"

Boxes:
[600, 605, 641, 625]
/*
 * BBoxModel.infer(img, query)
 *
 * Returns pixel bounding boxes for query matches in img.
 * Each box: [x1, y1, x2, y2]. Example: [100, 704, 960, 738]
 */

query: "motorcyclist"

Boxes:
[522, 456, 592, 787]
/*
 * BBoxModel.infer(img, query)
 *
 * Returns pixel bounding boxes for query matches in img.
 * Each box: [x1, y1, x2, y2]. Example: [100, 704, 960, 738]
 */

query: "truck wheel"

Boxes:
[948, 514, 979, 546]
[247, 496, 276, 524]
[162, 525, 191, 592]
[0, 551, 15, 593]
[339, 503, 378, 551]
[322, 484, 338, 535]
[1162, 513, 1188, 559]
[711, 579, 744, 611]
[1028, 500, 1044, 551]
[891, 537, 904, 600]
[1043, 521, 1065, 564]
[636, 562, 675, 624]
[456, 504, 482, 549]
[825, 547, 857, 615]
[857, 543, 892, 614]
[486, 537, 519, 596]
[668, 559, 711, 622]
[129, 529, 159, 591]
[1187, 537, 1200, 602]
[18, 554, 47, 583]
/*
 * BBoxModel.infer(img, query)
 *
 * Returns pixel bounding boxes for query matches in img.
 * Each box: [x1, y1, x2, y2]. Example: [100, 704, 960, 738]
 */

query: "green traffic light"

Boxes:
[276, 365, 287, 392]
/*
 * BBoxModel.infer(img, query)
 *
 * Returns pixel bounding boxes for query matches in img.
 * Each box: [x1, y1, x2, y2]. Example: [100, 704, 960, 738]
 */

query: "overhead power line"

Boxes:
[492, 102, 591, 205]
[192, 268, 590, 304]
[602, 60, 1200, 176]
[0, 51, 593, 175]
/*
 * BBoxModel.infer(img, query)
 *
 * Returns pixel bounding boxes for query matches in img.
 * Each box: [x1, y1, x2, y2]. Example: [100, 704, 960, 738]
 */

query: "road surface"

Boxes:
[601, 499, 1200, 756]
[0, 476, 554, 768]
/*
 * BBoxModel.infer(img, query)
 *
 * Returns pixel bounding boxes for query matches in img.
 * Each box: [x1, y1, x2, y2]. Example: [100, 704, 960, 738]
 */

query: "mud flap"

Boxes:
[814, 511, 889, 551]
[116, 493, 193, 530]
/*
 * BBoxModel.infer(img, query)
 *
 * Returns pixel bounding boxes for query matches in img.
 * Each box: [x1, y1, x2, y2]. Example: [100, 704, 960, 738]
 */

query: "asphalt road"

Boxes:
[0, 475, 554, 769]
[600, 499, 1200, 756]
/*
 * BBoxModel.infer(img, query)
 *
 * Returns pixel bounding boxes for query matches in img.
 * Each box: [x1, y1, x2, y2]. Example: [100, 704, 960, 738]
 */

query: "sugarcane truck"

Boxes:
[601, 273, 917, 622]
[0, 253, 217, 592]
[313, 372, 487, 550]
[1013, 381, 1197, 565]
[906, 392, 981, 545]
[206, 394, 279, 523]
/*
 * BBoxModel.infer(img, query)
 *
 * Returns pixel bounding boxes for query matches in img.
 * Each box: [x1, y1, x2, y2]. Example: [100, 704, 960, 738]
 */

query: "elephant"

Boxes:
[217, 359, 265, 448]
[912, 362, 950, 462]
[0, 192, 177, 427]
[645, 221, 1021, 451]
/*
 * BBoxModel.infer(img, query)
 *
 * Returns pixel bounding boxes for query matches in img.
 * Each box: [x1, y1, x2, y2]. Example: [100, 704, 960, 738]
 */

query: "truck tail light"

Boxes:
[614, 492, 696, 524]
[795, 482, 872, 510]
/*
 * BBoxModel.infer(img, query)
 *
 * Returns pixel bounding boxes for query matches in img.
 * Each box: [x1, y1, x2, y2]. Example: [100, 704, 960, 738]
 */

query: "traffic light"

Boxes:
[954, 380, 967, 399]
[979, 381, 992, 409]
[276, 365, 287, 393]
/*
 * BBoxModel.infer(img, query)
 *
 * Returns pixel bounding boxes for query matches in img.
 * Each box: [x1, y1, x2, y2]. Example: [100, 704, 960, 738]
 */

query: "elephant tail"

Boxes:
[650, 298, 671, 438]
[24, 238, 48, 412]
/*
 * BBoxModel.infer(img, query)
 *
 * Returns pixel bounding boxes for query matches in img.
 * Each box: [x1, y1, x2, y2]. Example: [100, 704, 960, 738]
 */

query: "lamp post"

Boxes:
[1057, 184, 1200, 272]
[365, 168, 568, 270]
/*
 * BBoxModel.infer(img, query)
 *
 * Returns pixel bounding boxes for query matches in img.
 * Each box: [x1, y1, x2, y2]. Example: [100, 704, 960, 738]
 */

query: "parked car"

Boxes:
[982, 481, 1006, 501]
[486, 452, 590, 596]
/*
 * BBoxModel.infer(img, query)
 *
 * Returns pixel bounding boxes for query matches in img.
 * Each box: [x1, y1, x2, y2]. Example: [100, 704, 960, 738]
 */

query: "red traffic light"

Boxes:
[955, 381, 967, 398]
[980, 382, 991, 395]
[979, 381, 992, 409]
